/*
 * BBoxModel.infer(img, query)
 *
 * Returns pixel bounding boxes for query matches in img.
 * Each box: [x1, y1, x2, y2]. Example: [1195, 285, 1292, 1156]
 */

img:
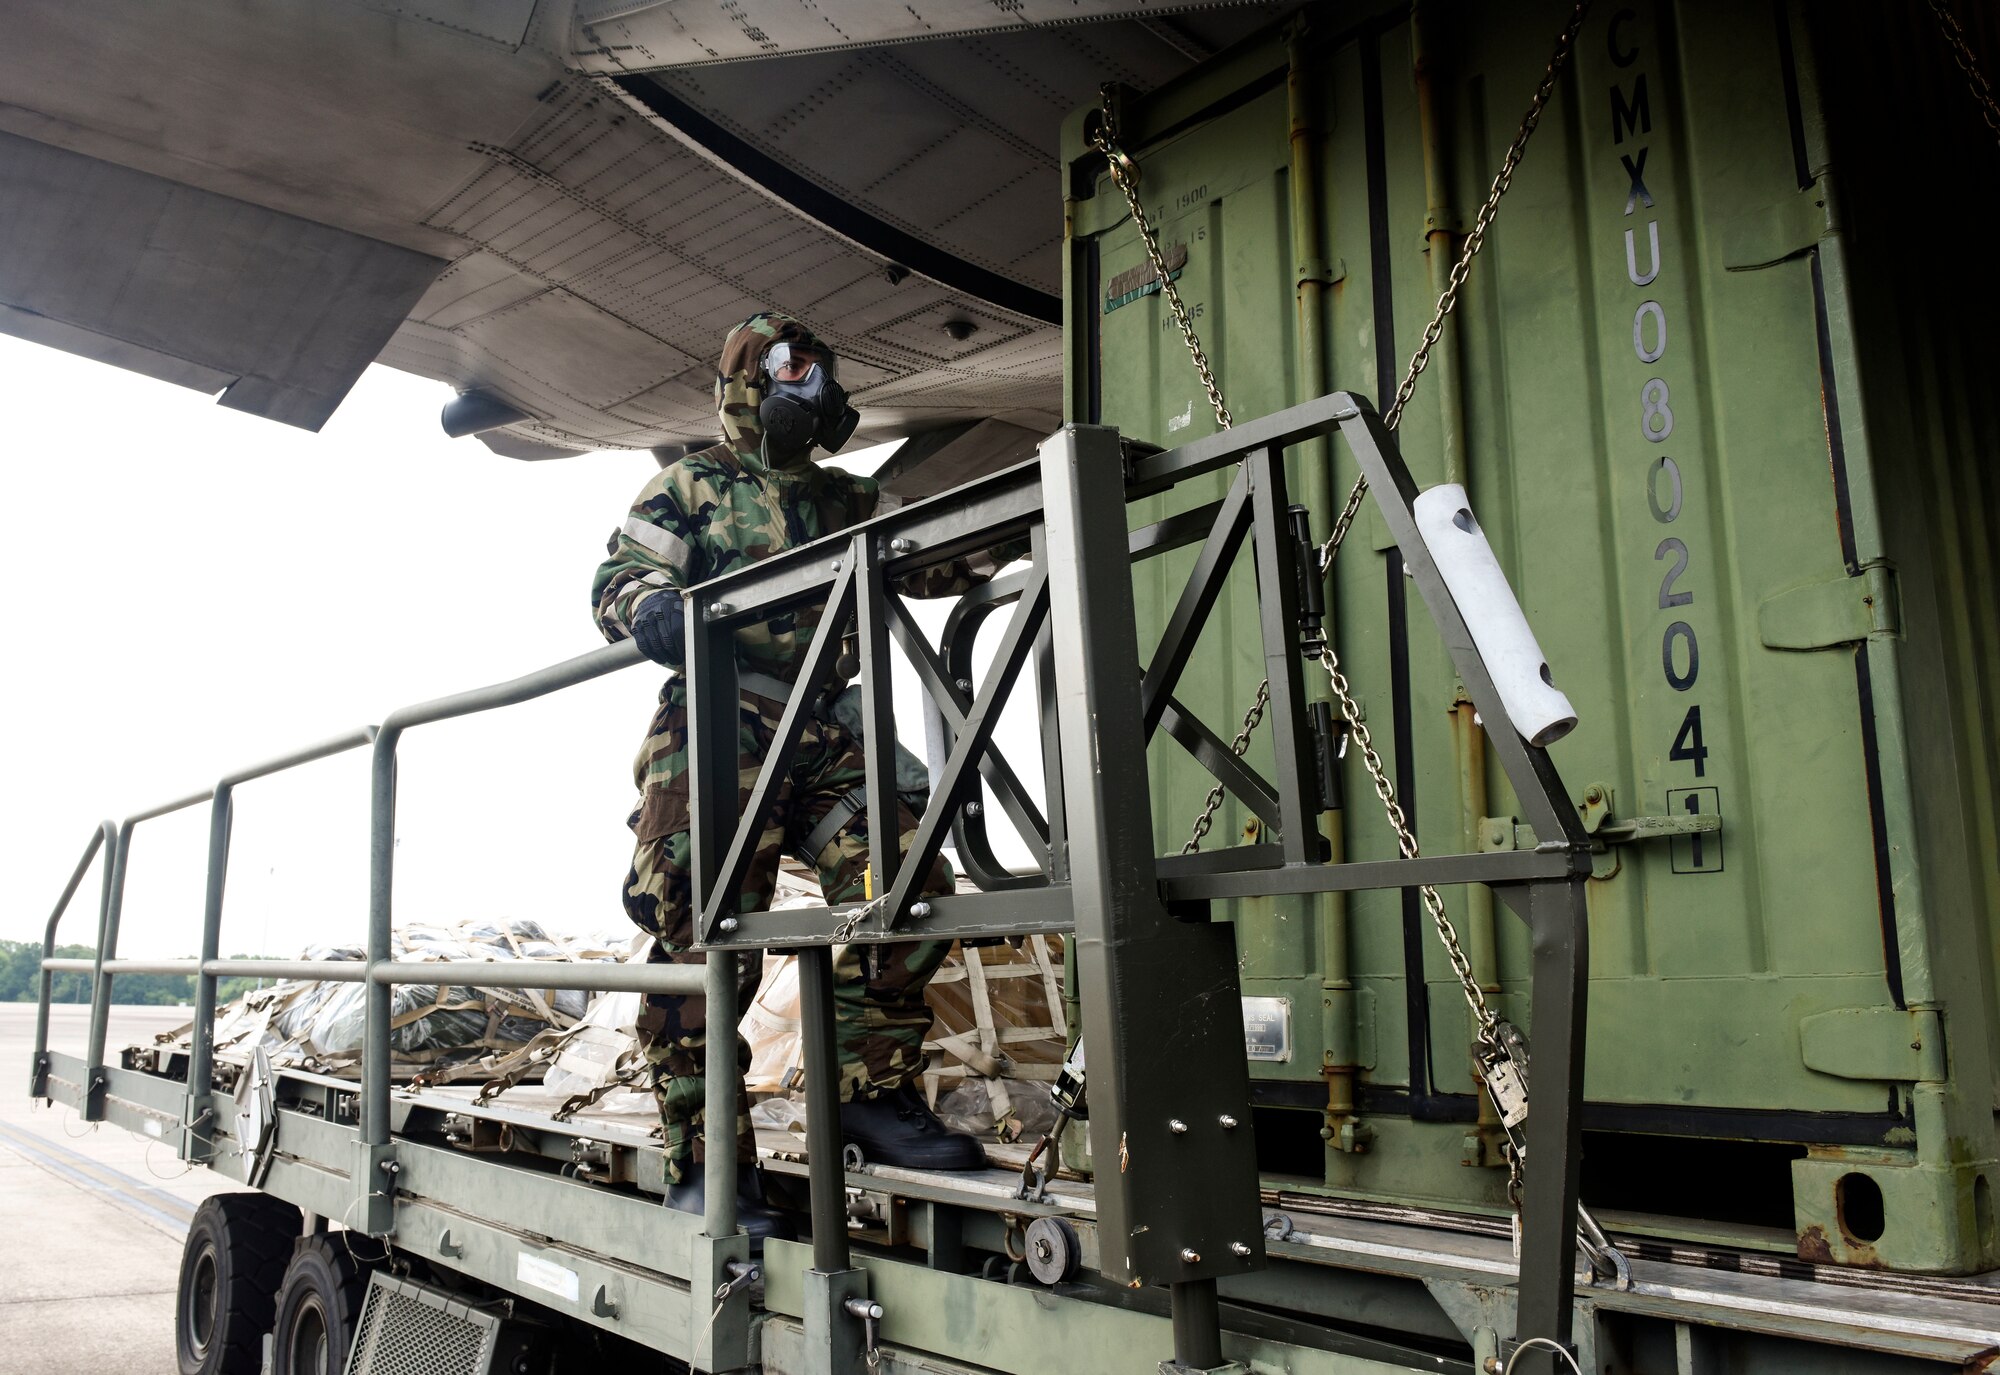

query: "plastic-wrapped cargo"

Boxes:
[1059, 0, 2000, 1273]
[156, 919, 634, 1081]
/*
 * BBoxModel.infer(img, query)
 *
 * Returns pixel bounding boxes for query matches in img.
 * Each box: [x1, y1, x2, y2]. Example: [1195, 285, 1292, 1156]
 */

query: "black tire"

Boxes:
[270, 1235, 374, 1375]
[176, 1191, 304, 1375]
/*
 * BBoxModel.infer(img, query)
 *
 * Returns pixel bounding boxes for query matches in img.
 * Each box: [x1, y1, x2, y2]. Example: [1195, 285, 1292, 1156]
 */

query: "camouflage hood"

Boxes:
[715, 311, 822, 474]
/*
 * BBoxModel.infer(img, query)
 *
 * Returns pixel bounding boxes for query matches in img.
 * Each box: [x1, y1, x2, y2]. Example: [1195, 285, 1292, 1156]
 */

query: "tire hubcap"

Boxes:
[288, 1295, 330, 1375]
[184, 1247, 218, 1356]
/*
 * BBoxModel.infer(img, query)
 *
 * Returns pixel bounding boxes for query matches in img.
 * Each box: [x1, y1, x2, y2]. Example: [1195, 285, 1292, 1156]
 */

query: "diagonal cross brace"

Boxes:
[1157, 696, 1282, 831]
[698, 565, 857, 940]
[878, 570, 1050, 927]
[1139, 470, 1252, 736]
[1332, 400, 1586, 848]
[884, 593, 1050, 849]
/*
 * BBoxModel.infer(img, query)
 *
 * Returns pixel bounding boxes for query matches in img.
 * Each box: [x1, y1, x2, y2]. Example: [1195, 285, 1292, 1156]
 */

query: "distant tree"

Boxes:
[0, 938, 196, 1004]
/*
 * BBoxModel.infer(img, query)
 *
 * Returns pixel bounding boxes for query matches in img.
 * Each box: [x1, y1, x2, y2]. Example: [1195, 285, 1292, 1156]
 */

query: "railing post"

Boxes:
[797, 941, 869, 1373]
[1245, 444, 1323, 863]
[185, 785, 233, 1164]
[32, 822, 113, 1100]
[702, 947, 743, 1241]
[1040, 424, 1265, 1354]
[83, 820, 136, 1121]
[1510, 875, 1591, 1373]
[357, 726, 401, 1234]
[853, 531, 900, 902]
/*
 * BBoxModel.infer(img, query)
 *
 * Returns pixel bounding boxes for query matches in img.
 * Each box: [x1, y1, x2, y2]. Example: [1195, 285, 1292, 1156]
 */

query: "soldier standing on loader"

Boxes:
[593, 312, 1010, 1238]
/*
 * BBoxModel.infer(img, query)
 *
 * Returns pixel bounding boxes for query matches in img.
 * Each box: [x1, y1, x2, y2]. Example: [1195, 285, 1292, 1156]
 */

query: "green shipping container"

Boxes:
[1059, 0, 2000, 1273]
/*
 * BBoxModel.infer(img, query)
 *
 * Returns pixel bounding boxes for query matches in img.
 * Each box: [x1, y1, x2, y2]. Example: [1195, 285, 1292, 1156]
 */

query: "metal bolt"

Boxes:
[1179, 1248, 1201, 1263]
[964, 800, 983, 817]
[707, 602, 732, 621]
[955, 678, 973, 694]
[890, 538, 915, 554]
[1169, 1119, 1188, 1134]
[719, 917, 740, 933]
[379, 1160, 400, 1175]
[1218, 1114, 1239, 1129]
[909, 901, 932, 919]
[830, 560, 843, 572]
[1230, 1241, 1252, 1257]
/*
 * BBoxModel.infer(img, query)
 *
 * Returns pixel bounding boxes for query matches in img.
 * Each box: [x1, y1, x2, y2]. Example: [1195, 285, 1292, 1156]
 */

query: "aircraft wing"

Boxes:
[0, 0, 1283, 459]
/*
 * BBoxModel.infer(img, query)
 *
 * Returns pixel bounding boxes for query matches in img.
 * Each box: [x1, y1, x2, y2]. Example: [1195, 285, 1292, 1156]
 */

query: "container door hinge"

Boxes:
[1799, 1006, 1946, 1083]
[1758, 564, 1899, 650]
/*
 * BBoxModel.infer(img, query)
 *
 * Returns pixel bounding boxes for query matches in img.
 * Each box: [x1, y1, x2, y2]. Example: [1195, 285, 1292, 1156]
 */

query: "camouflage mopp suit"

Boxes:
[592, 312, 1017, 1182]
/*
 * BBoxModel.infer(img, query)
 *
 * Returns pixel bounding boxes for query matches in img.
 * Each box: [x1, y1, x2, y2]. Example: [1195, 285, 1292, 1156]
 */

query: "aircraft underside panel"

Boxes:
[0, 130, 446, 432]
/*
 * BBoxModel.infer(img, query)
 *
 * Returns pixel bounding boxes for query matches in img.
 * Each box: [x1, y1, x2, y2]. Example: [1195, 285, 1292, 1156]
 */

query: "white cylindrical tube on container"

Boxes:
[1410, 483, 1577, 747]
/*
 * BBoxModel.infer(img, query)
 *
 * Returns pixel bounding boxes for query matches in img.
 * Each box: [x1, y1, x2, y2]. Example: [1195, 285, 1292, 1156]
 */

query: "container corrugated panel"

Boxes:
[1062, 0, 1999, 1272]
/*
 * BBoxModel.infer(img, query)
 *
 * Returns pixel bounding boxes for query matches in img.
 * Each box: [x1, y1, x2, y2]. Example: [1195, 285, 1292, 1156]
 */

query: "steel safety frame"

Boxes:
[678, 392, 1595, 1373]
[28, 389, 1597, 1375]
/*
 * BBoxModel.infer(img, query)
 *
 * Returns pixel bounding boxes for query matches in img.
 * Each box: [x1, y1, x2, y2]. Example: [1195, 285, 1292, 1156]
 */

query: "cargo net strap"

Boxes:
[1089, 0, 1629, 1289]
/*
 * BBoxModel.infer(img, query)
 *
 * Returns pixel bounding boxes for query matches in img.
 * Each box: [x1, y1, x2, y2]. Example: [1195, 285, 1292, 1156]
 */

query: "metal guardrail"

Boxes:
[28, 639, 723, 1233]
[29, 396, 1602, 1372]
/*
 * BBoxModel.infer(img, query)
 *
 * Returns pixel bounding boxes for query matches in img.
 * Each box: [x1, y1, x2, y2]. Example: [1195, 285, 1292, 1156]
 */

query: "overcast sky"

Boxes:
[1, 334, 1037, 960]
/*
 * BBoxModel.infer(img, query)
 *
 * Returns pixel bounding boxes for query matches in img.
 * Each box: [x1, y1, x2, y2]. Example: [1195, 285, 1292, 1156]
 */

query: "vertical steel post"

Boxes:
[33, 822, 113, 1099]
[357, 726, 401, 1232]
[186, 785, 233, 1163]
[363, 731, 398, 1148]
[84, 819, 136, 1120]
[1511, 876, 1591, 1371]
[853, 532, 900, 901]
[796, 943, 850, 1275]
[1032, 527, 1068, 885]
[687, 583, 746, 940]
[702, 947, 742, 1240]
[688, 571, 749, 1247]
[1042, 424, 1265, 1290]
[1169, 1280, 1226, 1372]
[1246, 445, 1322, 863]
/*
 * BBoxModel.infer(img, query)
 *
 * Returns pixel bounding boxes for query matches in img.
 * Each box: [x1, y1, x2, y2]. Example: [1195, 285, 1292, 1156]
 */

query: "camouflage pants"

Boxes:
[623, 684, 951, 1183]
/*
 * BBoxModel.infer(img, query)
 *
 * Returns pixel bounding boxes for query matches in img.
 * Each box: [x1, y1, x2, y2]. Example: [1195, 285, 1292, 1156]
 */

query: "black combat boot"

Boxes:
[665, 1163, 797, 1246]
[838, 1085, 986, 1170]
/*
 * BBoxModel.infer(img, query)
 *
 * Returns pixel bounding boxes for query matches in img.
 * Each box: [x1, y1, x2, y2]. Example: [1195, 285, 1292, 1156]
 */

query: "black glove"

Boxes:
[630, 592, 685, 667]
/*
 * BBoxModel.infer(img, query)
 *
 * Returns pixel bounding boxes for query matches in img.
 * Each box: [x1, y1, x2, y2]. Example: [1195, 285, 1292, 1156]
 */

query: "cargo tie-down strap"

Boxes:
[1083, 0, 1630, 1291]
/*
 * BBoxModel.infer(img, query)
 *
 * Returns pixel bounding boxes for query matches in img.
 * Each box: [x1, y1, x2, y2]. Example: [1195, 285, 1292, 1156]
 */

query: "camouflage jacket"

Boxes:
[593, 443, 1017, 683]
[593, 441, 875, 682]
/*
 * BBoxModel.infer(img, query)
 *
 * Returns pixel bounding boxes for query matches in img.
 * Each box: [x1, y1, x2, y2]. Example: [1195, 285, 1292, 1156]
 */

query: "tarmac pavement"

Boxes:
[0, 1003, 238, 1374]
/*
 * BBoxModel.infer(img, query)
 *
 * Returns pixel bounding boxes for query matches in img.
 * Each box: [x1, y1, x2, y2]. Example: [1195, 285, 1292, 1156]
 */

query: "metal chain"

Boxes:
[1310, 641, 1496, 1045]
[1092, 10, 1630, 1268]
[1305, 0, 1592, 1204]
[1090, 87, 1246, 847]
[1928, 0, 2000, 147]
[1318, 0, 1591, 574]
[1150, 0, 1587, 858]
[1094, 5, 1592, 1213]
[1091, 91, 1232, 431]
[1180, 680, 1271, 854]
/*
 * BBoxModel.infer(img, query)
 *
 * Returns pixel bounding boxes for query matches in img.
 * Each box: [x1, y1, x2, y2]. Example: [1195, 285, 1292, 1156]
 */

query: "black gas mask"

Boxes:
[758, 341, 861, 458]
